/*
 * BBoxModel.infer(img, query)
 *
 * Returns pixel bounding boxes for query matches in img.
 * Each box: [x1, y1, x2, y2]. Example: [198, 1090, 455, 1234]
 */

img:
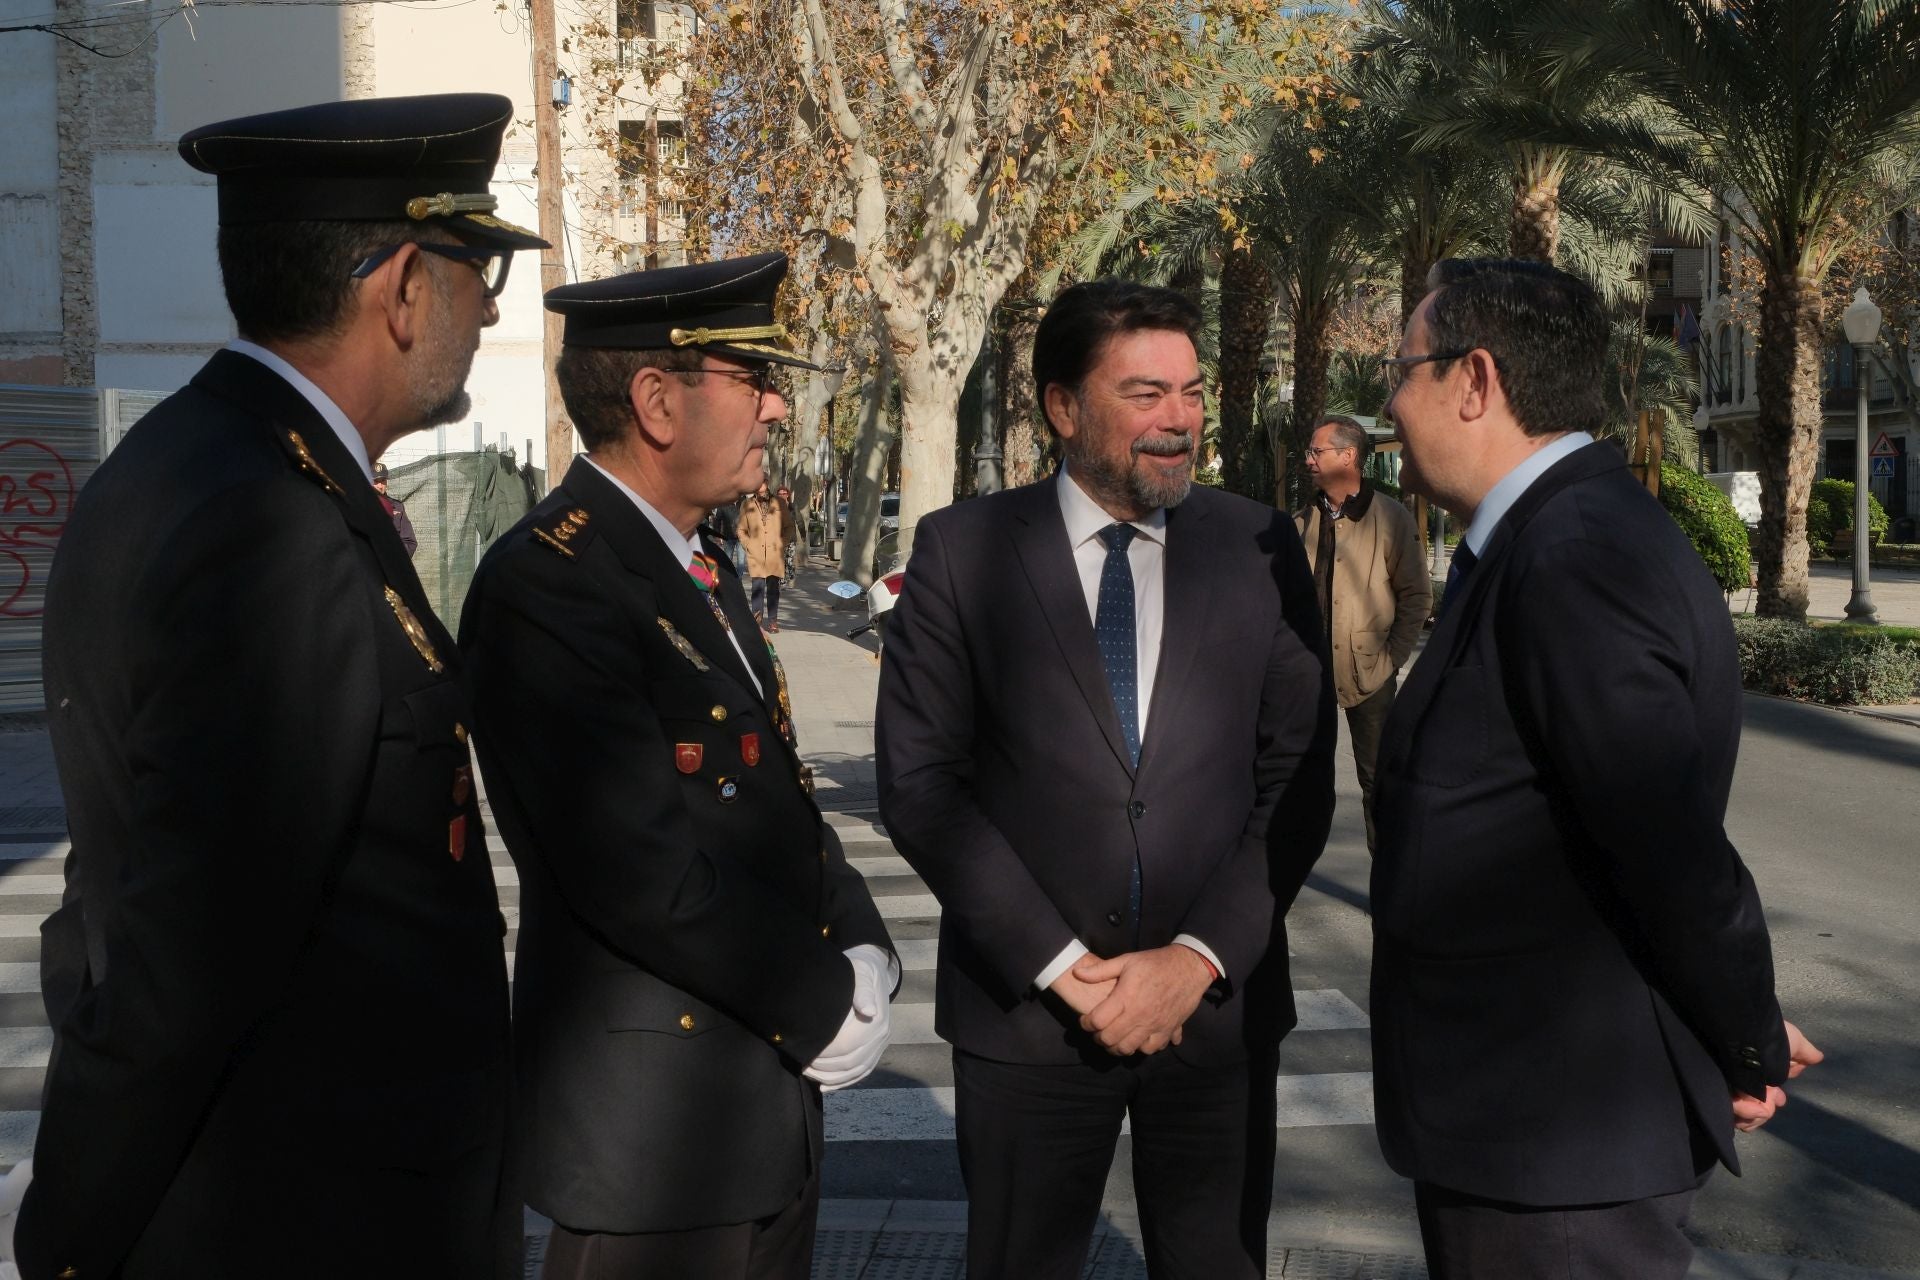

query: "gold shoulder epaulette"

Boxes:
[531, 505, 595, 559]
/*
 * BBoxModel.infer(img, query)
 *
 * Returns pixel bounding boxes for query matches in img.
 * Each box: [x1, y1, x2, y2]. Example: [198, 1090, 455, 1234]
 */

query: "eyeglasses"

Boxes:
[1303, 445, 1356, 459]
[700, 363, 792, 403]
[350, 242, 514, 298]
[1381, 349, 1473, 395]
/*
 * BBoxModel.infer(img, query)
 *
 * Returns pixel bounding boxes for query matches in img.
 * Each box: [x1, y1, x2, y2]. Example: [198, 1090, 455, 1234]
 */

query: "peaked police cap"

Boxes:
[178, 93, 548, 250]
[543, 253, 824, 370]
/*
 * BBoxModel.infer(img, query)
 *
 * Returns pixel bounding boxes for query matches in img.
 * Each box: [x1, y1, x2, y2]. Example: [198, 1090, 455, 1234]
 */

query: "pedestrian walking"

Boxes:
[373, 460, 419, 557]
[20, 93, 545, 1279]
[460, 251, 897, 1280]
[1295, 414, 1428, 853]
[739, 478, 793, 631]
[707, 500, 744, 577]
[1371, 258, 1822, 1279]
[875, 279, 1335, 1280]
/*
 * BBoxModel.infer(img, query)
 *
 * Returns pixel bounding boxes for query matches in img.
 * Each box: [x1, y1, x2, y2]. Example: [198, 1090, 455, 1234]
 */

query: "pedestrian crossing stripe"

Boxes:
[822, 1073, 1376, 1142]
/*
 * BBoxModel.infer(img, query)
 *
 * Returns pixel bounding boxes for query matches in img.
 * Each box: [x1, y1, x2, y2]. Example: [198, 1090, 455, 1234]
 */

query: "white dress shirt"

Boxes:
[1033, 468, 1224, 992]
[226, 339, 375, 485]
[1461, 432, 1595, 556]
[584, 457, 764, 699]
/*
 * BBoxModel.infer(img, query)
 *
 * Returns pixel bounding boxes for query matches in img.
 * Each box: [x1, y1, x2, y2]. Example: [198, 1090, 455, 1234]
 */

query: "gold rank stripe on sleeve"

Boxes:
[384, 586, 446, 674]
[286, 429, 346, 497]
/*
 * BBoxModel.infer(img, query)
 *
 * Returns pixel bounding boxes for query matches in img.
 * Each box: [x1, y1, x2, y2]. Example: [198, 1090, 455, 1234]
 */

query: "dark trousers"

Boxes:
[1414, 1177, 1705, 1280]
[953, 1047, 1275, 1280]
[750, 575, 782, 626]
[541, 1172, 819, 1280]
[1345, 673, 1396, 855]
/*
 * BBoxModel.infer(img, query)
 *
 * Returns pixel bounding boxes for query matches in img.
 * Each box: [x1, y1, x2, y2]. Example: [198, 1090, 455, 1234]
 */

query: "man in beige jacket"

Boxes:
[1295, 415, 1429, 853]
[739, 477, 795, 631]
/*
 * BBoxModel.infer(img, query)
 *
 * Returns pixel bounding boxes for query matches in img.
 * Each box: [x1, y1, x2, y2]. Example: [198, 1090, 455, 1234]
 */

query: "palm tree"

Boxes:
[1545, 0, 1920, 618]
[1358, 0, 1707, 266]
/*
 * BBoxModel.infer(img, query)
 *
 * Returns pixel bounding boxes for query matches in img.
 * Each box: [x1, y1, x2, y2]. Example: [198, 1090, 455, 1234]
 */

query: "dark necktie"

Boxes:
[1094, 522, 1144, 944]
[1095, 523, 1141, 765]
[1438, 543, 1478, 621]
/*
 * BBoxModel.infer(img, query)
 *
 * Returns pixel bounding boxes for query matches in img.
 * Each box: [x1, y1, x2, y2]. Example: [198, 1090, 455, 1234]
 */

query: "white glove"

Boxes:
[803, 946, 894, 1092]
[0, 1157, 30, 1264]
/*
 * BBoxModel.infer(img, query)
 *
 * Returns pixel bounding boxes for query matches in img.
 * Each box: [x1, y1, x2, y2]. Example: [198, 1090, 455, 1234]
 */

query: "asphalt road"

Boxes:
[822, 688, 1920, 1274]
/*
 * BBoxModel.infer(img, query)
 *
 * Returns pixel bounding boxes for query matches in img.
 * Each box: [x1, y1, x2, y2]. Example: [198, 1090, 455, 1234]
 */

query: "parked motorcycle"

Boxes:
[829, 562, 906, 651]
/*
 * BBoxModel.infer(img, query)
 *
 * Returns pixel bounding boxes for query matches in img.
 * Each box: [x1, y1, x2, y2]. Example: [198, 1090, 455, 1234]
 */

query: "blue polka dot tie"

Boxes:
[1096, 522, 1143, 943]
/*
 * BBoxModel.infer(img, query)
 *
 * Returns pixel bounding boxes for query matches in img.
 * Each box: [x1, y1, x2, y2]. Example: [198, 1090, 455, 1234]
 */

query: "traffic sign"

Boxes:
[1871, 456, 1897, 478]
[1870, 432, 1899, 458]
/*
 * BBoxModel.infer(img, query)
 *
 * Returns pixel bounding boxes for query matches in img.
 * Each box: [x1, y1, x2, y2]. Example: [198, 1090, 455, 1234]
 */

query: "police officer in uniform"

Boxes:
[22, 94, 546, 1279]
[460, 254, 896, 1280]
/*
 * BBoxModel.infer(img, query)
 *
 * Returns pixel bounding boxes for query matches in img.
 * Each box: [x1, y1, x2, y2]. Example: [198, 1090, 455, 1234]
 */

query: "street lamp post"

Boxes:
[1841, 287, 1881, 624]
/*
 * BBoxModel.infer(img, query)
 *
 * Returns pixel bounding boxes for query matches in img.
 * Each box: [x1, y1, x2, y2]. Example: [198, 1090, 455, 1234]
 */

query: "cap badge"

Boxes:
[406, 191, 499, 220]
[668, 323, 789, 348]
[383, 586, 445, 674]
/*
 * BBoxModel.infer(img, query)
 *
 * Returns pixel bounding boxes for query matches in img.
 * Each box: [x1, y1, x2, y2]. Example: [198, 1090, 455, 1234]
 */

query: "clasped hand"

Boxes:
[1049, 945, 1214, 1057]
[804, 945, 893, 1092]
[1731, 1019, 1823, 1133]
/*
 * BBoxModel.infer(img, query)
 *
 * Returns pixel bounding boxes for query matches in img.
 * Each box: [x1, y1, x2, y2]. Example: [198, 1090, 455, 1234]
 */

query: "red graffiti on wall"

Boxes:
[1, 439, 78, 617]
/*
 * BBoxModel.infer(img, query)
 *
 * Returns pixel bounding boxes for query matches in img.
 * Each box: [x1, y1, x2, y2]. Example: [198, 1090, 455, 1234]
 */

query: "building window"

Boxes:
[1718, 326, 1733, 405]
[1647, 248, 1675, 296]
[617, 0, 657, 39]
[1735, 327, 1745, 403]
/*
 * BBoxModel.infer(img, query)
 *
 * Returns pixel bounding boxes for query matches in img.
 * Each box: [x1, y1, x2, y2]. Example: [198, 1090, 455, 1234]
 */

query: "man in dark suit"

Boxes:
[460, 254, 896, 1280]
[876, 280, 1335, 1280]
[21, 94, 546, 1278]
[1370, 258, 1822, 1278]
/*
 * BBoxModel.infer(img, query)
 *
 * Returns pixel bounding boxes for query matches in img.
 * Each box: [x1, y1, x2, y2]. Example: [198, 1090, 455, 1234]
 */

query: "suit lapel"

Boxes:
[1008, 481, 1134, 774]
[195, 351, 457, 660]
[1390, 441, 1625, 733]
[1137, 496, 1211, 773]
[557, 459, 764, 702]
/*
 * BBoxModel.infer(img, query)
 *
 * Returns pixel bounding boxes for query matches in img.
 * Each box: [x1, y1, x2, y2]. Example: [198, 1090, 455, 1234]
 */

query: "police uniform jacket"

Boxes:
[459, 457, 894, 1235]
[22, 350, 514, 1279]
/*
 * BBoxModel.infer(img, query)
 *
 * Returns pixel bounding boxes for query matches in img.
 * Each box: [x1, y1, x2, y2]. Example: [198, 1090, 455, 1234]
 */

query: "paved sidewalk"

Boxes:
[0, 551, 1911, 1278]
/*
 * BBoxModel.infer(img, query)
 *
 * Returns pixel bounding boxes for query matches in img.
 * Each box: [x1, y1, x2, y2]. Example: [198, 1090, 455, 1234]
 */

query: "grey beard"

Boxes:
[415, 387, 472, 429]
[1069, 432, 1195, 511]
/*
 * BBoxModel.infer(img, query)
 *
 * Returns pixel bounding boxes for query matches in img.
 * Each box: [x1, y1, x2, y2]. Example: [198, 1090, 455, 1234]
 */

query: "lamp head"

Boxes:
[1843, 286, 1883, 346]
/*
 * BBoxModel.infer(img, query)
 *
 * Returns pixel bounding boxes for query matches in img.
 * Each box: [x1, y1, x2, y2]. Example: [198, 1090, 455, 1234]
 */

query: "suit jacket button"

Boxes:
[710, 705, 728, 723]
[453, 721, 468, 743]
[1128, 801, 1146, 819]
[679, 1013, 695, 1031]
[1106, 910, 1123, 926]
[821, 925, 832, 938]
[771, 1032, 783, 1044]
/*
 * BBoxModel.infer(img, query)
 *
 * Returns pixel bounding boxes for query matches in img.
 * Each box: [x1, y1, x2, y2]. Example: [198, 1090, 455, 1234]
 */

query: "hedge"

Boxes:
[1731, 616, 1920, 705]
[1807, 478, 1889, 548]
[1660, 463, 1752, 593]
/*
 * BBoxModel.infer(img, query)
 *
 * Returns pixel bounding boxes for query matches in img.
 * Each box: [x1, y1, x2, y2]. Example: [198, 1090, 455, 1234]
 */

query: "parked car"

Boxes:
[835, 492, 901, 533]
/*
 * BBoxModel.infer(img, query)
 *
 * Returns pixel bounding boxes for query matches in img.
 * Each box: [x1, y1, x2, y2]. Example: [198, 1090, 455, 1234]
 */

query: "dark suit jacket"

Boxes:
[1370, 442, 1791, 1207]
[23, 351, 514, 1279]
[459, 458, 893, 1234]
[876, 479, 1335, 1066]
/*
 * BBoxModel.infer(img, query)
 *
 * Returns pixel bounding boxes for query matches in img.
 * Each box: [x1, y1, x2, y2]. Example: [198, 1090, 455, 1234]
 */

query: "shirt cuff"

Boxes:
[1033, 939, 1090, 992]
[1173, 934, 1224, 982]
[844, 943, 900, 993]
